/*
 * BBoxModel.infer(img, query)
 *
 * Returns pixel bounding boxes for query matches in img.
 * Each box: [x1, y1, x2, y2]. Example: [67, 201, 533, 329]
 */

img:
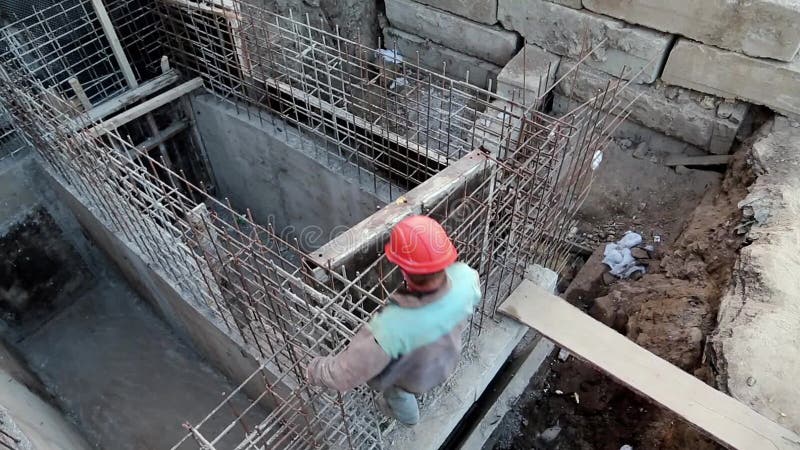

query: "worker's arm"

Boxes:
[306, 326, 391, 392]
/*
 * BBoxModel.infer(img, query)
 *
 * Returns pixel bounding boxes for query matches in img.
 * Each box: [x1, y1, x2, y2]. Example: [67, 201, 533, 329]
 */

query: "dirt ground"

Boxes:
[574, 140, 722, 250]
[493, 140, 755, 449]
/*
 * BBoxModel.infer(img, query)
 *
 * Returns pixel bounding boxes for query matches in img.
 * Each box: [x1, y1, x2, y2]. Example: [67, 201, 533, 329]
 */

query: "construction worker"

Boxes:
[306, 215, 481, 425]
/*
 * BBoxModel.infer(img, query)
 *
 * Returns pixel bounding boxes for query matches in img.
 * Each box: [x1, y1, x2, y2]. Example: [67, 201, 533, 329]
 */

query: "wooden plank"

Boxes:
[664, 154, 731, 167]
[90, 0, 138, 88]
[67, 78, 92, 111]
[498, 280, 800, 450]
[86, 78, 204, 138]
[309, 150, 490, 270]
[72, 71, 180, 129]
[133, 120, 188, 155]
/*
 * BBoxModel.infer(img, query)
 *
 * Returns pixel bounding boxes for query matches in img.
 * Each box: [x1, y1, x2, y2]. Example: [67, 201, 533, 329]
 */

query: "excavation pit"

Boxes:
[0, 1, 652, 449]
[0, 158, 268, 449]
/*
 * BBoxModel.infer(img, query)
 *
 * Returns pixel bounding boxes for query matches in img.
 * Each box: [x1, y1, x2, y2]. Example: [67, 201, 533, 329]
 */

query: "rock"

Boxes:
[664, 86, 680, 100]
[747, 376, 757, 387]
[590, 295, 617, 326]
[582, 0, 800, 61]
[539, 425, 562, 442]
[632, 142, 648, 159]
[385, 0, 518, 66]
[383, 27, 501, 89]
[620, 445, 634, 450]
[496, 44, 561, 105]
[558, 348, 571, 361]
[717, 101, 735, 119]
[619, 138, 632, 149]
[556, 60, 748, 154]
[700, 96, 717, 110]
[547, 0, 582, 8]
[498, 0, 672, 83]
[563, 246, 609, 306]
[631, 247, 649, 259]
[412, 0, 498, 24]
[675, 165, 690, 175]
[663, 39, 800, 117]
[602, 271, 617, 285]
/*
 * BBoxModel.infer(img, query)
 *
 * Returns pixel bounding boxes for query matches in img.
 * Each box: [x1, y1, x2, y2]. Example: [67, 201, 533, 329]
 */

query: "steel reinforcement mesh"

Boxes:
[0, 1, 639, 448]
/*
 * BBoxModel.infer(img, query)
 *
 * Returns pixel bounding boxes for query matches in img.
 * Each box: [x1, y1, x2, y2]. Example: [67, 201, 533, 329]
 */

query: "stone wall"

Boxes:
[229, 0, 800, 155]
[377, 0, 800, 157]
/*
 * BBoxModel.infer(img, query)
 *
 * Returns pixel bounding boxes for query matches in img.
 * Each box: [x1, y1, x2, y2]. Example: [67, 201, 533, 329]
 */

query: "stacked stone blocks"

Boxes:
[382, 0, 800, 155]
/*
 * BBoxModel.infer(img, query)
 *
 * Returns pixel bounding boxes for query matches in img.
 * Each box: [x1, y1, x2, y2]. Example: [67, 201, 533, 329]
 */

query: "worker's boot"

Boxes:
[377, 387, 420, 426]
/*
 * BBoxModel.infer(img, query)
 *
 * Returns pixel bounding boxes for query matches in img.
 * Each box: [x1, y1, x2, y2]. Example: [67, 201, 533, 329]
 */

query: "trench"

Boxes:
[0, 89, 417, 447]
[484, 130, 759, 450]
[0, 160, 262, 449]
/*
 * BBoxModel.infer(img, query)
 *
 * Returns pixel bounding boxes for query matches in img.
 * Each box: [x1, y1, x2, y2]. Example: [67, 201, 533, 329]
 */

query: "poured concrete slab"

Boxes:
[191, 94, 388, 250]
[17, 276, 267, 450]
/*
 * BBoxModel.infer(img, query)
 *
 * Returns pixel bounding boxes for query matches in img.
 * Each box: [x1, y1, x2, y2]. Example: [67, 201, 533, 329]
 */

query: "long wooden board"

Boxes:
[498, 280, 800, 450]
[664, 154, 731, 167]
[86, 78, 203, 138]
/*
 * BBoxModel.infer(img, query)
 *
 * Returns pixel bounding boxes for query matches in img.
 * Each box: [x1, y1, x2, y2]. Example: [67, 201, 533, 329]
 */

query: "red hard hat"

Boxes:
[384, 215, 458, 274]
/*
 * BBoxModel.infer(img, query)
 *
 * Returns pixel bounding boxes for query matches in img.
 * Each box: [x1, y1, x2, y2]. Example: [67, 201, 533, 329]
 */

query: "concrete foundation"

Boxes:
[385, 0, 519, 66]
[498, 0, 673, 83]
[191, 94, 390, 250]
[0, 365, 91, 450]
[556, 60, 749, 154]
[662, 39, 800, 118]
[383, 27, 501, 90]
[18, 275, 267, 450]
[0, 155, 273, 449]
[583, 0, 800, 62]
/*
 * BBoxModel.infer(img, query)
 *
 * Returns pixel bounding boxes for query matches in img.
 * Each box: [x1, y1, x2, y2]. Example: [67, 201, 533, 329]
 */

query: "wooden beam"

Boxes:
[498, 280, 800, 450]
[67, 78, 92, 111]
[86, 78, 204, 138]
[664, 154, 731, 167]
[72, 70, 180, 129]
[90, 0, 138, 88]
[133, 120, 188, 154]
[309, 150, 490, 271]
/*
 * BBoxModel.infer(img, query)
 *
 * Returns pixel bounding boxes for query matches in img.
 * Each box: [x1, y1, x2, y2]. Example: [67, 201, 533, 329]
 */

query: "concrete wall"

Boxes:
[0, 156, 92, 450]
[0, 364, 92, 450]
[191, 94, 387, 251]
[45, 168, 280, 412]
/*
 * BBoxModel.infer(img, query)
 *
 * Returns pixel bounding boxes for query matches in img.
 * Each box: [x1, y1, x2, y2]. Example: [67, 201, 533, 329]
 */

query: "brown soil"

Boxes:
[495, 146, 755, 449]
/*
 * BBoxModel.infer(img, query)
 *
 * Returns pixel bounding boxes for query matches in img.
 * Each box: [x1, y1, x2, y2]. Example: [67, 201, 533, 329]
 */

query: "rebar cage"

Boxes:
[0, 0, 635, 448]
